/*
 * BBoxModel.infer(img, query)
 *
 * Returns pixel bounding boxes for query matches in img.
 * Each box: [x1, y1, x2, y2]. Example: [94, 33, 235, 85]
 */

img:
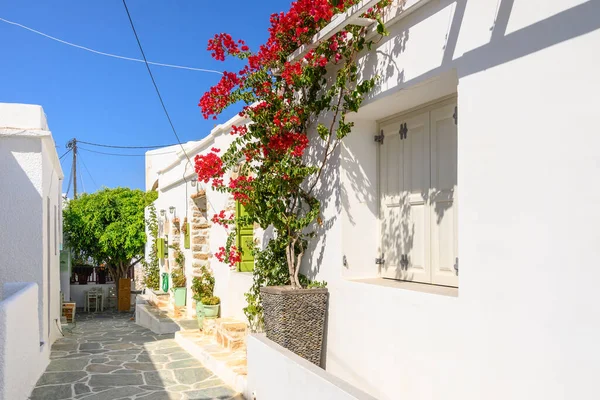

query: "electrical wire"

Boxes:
[59, 148, 72, 160]
[77, 140, 177, 149]
[79, 160, 86, 194]
[121, 0, 193, 169]
[78, 152, 99, 190]
[0, 16, 223, 75]
[66, 159, 73, 196]
[78, 146, 178, 157]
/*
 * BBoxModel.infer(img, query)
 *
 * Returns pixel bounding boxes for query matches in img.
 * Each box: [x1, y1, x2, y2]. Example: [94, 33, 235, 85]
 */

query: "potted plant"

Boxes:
[191, 264, 216, 329]
[193, 1, 389, 366]
[170, 243, 187, 306]
[201, 295, 220, 318]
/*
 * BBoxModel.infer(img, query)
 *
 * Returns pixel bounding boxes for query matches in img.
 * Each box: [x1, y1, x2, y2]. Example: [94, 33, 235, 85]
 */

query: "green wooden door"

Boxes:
[236, 202, 254, 272]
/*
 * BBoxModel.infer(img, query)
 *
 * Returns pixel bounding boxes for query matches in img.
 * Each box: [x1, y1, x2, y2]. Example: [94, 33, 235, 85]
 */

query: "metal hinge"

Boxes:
[374, 130, 384, 144]
[454, 257, 459, 275]
[400, 254, 409, 269]
[375, 257, 385, 265]
[453, 106, 458, 125]
[399, 123, 408, 140]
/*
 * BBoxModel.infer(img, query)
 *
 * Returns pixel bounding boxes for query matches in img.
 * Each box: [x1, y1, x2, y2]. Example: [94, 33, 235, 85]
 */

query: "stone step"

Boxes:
[214, 318, 247, 352]
[174, 329, 247, 395]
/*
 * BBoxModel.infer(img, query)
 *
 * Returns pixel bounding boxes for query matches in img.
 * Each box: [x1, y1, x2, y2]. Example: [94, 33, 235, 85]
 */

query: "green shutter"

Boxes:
[184, 223, 190, 249]
[157, 238, 164, 260]
[236, 201, 254, 272]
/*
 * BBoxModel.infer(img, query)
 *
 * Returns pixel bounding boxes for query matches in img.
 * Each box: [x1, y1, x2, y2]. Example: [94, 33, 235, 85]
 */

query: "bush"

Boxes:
[191, 264, 215, 302]
[201, 295, 220, 305]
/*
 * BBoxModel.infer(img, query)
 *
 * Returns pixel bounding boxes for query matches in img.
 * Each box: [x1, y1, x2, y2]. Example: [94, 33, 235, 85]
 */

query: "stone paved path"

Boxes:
[29, 311, 242, 400]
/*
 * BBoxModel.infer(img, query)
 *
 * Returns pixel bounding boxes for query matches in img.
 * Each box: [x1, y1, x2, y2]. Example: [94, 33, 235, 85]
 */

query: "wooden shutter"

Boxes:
[379, 99, 458, 288]
[184, 223, 190, 249]
[379, 112, 431, 283]
[429, 104, 458, 287]
[236, 201, 254, 272]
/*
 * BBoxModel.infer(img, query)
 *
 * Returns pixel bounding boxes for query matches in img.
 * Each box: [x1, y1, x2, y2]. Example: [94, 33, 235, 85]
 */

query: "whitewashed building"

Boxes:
[145, 116, 255, 322]
[0, 103, 64, 400]
[144, 1, 600, 399]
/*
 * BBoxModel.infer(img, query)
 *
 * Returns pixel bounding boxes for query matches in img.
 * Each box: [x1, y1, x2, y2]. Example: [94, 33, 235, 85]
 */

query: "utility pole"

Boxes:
[67, 138, 78, 199]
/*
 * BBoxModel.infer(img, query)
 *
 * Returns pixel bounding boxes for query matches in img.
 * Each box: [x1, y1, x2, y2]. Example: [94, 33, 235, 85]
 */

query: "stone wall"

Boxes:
[190, 195, 210, 276]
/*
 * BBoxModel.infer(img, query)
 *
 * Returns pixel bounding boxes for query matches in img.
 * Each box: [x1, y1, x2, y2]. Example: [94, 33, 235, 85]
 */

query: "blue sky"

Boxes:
[0, 0, 289, 194]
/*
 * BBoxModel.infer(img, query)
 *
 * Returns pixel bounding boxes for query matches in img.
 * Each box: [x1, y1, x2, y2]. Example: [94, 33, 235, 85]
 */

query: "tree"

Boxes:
[63, 187, 157, 289]
[195, 0, 390, 288]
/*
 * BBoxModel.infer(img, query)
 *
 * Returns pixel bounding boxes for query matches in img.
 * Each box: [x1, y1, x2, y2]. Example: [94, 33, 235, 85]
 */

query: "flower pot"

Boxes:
[260, 286, 328, 366]
[196, 301, 205, 329]
[201, 303, 220, 318]
[173, 287, 187, 306]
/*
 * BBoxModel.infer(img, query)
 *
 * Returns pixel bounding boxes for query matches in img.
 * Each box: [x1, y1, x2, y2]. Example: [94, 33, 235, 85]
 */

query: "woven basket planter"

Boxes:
[261, 286, 328, 366]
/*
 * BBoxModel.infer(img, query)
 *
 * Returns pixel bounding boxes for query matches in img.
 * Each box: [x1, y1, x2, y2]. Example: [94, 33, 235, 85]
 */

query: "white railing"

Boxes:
[0, 282, 47, 400]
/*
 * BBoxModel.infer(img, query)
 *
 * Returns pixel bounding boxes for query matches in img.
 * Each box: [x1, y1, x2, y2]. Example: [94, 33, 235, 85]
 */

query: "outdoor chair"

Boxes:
[85, 288, 103, 312]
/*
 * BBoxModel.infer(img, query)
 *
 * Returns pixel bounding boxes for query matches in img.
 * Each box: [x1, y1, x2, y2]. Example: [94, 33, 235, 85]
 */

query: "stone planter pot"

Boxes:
[173, 287, 187, 306]
[260, 286, 328, 366]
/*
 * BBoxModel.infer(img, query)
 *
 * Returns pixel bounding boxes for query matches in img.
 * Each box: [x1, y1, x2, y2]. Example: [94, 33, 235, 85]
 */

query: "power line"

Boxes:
[0, 16, 223, 75]
[79, 160, 86, 194]
[59, 148, 72, 160]
[77, 139, 178, 149]
[121, 0, 193, 169]
[78, 152, 99, 190]
[78, 146, 178, 157]
[66, 156, 73, 197]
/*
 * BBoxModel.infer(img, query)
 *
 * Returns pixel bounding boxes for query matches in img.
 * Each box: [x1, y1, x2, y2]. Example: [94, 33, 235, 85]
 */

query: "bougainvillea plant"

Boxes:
[195, 0, 391, 288]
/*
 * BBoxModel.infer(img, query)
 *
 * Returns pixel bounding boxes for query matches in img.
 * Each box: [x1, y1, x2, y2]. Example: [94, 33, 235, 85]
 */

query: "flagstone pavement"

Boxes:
[29, 311, 243, 400]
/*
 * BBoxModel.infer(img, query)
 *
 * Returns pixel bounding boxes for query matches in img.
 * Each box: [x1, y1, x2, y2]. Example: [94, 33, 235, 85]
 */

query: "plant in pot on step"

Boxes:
[194, 0, 389, 366]
[170, 243, 187, 307]
[200, 295, 220, 318]
[191, 264, 217, 330]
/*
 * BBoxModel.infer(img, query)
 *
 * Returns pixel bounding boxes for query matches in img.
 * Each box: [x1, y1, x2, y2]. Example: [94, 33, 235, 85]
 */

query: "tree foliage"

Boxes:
[64, 187, 157, 286]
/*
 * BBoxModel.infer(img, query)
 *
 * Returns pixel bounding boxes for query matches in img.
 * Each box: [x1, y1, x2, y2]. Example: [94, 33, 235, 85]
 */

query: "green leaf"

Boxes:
[317, 123, 329, 140]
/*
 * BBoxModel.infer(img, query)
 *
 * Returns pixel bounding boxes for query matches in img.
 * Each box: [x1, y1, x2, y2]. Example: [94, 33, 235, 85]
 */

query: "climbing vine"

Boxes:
[142, 204, 160, 290]
[196, 0, 391, 291]
[170, 242, 187, 288]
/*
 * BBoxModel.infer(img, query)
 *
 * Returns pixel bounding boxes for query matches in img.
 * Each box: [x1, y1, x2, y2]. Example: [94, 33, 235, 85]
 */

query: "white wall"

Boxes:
[69, 283, 115, 309]
[0, 282, 49, 400]
[295, 1, 600, 400]
[247, 334, 377, 400]
[0, 103, 63, 351]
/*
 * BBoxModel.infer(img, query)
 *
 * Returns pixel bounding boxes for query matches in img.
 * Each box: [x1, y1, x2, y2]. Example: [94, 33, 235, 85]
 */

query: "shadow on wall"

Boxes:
[0, 139, 44, 338]
[360, 0, 600, 105]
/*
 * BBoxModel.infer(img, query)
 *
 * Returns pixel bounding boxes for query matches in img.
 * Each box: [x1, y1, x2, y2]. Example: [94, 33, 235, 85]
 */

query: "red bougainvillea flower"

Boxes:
[207, 33, 248, 61]
[228, 246, 242, 265]
[215, 246, 227, 262]
[198, 72, 240, 119]
[194, 151, 224, 183]
[230, 125, 248, 136]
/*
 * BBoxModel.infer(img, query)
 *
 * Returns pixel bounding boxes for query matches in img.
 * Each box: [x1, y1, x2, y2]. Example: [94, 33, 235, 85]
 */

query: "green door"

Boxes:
[236, 202, 254, 272]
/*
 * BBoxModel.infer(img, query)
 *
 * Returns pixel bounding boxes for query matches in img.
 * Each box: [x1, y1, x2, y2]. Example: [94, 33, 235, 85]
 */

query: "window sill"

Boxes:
[350, 277, 458, 297]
